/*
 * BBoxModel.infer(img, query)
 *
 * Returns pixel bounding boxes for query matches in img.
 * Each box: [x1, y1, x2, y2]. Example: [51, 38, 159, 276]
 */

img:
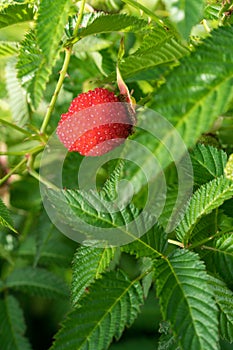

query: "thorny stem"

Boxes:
[40, 0, 86, 134]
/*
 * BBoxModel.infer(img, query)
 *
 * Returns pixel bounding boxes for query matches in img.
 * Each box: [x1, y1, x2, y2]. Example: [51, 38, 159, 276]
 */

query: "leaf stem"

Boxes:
[28, 168, 59, 191]
[0, 145, 44, 157]
[73, 0, 86, 37]
[0, 158, 27, 186]
[168, 239, 184, 248]
[0, 118, 31, 136]
[39, 0, 86, 134]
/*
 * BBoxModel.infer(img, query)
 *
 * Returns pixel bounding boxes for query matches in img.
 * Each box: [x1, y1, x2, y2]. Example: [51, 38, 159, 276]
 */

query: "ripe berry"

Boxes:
[57, 88, 135, 156]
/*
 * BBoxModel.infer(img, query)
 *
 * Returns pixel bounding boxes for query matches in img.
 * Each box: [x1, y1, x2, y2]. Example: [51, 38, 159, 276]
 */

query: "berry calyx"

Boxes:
[57, 88, 135, 156]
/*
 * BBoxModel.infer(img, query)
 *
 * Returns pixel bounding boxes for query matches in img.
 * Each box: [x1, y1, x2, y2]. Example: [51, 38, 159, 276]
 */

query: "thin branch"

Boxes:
[0, 158, 27, 186]
[0, 119, 31, 136]
[28, 168, 59, 191]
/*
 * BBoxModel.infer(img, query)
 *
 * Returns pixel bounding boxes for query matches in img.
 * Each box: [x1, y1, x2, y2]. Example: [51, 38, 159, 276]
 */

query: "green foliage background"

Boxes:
[0, 0, 233, 349]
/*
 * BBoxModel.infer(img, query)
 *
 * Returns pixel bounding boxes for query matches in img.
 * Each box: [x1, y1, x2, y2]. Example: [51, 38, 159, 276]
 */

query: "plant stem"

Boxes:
[28, 168, 59, 191]
[40, 48, 72, 134]
[168, 239, 184, 248]
[0, 158, 27, 186]
[0, 145, 44, 157]
[121, 0, 166, 28]
[0, 118, 31, 136]
[73, 0, 86, 37]
[40, 0, 86, 134]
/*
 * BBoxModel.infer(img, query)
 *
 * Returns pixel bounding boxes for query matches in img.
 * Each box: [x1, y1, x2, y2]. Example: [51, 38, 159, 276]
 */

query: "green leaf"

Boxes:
[5, 267, 69, 299]
[208, 275, 233, 343]
[155, 249, 219, 350]
[191, 144, 228, 186]
[46, 188, 155, 246]
[154, 26, 233, 149]
[158, 184, 185, 233]
[50, 270, 144, 350]
[0, 41, 18, 57]
[121, 0, 166, 26]
[176, 176, 233, 245]
[203, 234, 233, 288]
[110, 27, 189, 81]
[5, 58, 29, 126]
[188, 211, 218, 243]
[71, 245, 116, 306]
[0, 295, 32, 350]
[158, 321, 180, 350]
[121, 223, 167, 258]
[80, 13, 148, 37]
[73, 36, 112, 54]
[0, 197, 16, 233]
[16, 30, 53, 109]
[37, 0, 71, 63]
[0, 3, 34, 29]
[204, 4, 221, 20]
[163, 0, 205, 39]
[33, 210, 76, 267]
[0, 243, 14, 264]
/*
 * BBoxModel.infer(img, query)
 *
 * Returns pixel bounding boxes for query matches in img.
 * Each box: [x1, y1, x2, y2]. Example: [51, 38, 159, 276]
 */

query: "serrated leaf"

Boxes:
[191, 144, 227, 186]
[189, 211, 218, 243]
[6, 58, 29, 126]
[50, 270, 144, 350]
[158, 184, 188, 233]
[73, 36, 112, 54]
[37, 0, 71, 63]
[208, 275, 233, 343]
[176, 176, 233, 245]
[204, 4, 221, 20]
[0, 197, 16, 233]
[155, 249, 219, 350]
[163, 0, 205, 39]
[0, 295, 32, 350]
[114, 28, 189, 80]
[16, 30, 53, 109]
[46, 188, 156, 246]
[124, 25, 233, 199]
[71, 245, 116, 306]
[80, 13, 148, 37]
[154, 26, 233, 145]
[5, 267, 69, 299]
[0, 3, 34, 29]
[203, 234, 233, 288]
[30, 209, 77, 267]
[121, 223, 167, 258]
[0, 41, 18, 57]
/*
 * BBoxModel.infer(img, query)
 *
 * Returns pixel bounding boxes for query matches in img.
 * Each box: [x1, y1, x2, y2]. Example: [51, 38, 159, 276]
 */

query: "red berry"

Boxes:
[57, 88, 135, 156]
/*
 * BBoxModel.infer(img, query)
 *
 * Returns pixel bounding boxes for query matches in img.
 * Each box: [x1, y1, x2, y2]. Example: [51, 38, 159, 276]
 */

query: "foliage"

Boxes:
[1, 1, 233, 350]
